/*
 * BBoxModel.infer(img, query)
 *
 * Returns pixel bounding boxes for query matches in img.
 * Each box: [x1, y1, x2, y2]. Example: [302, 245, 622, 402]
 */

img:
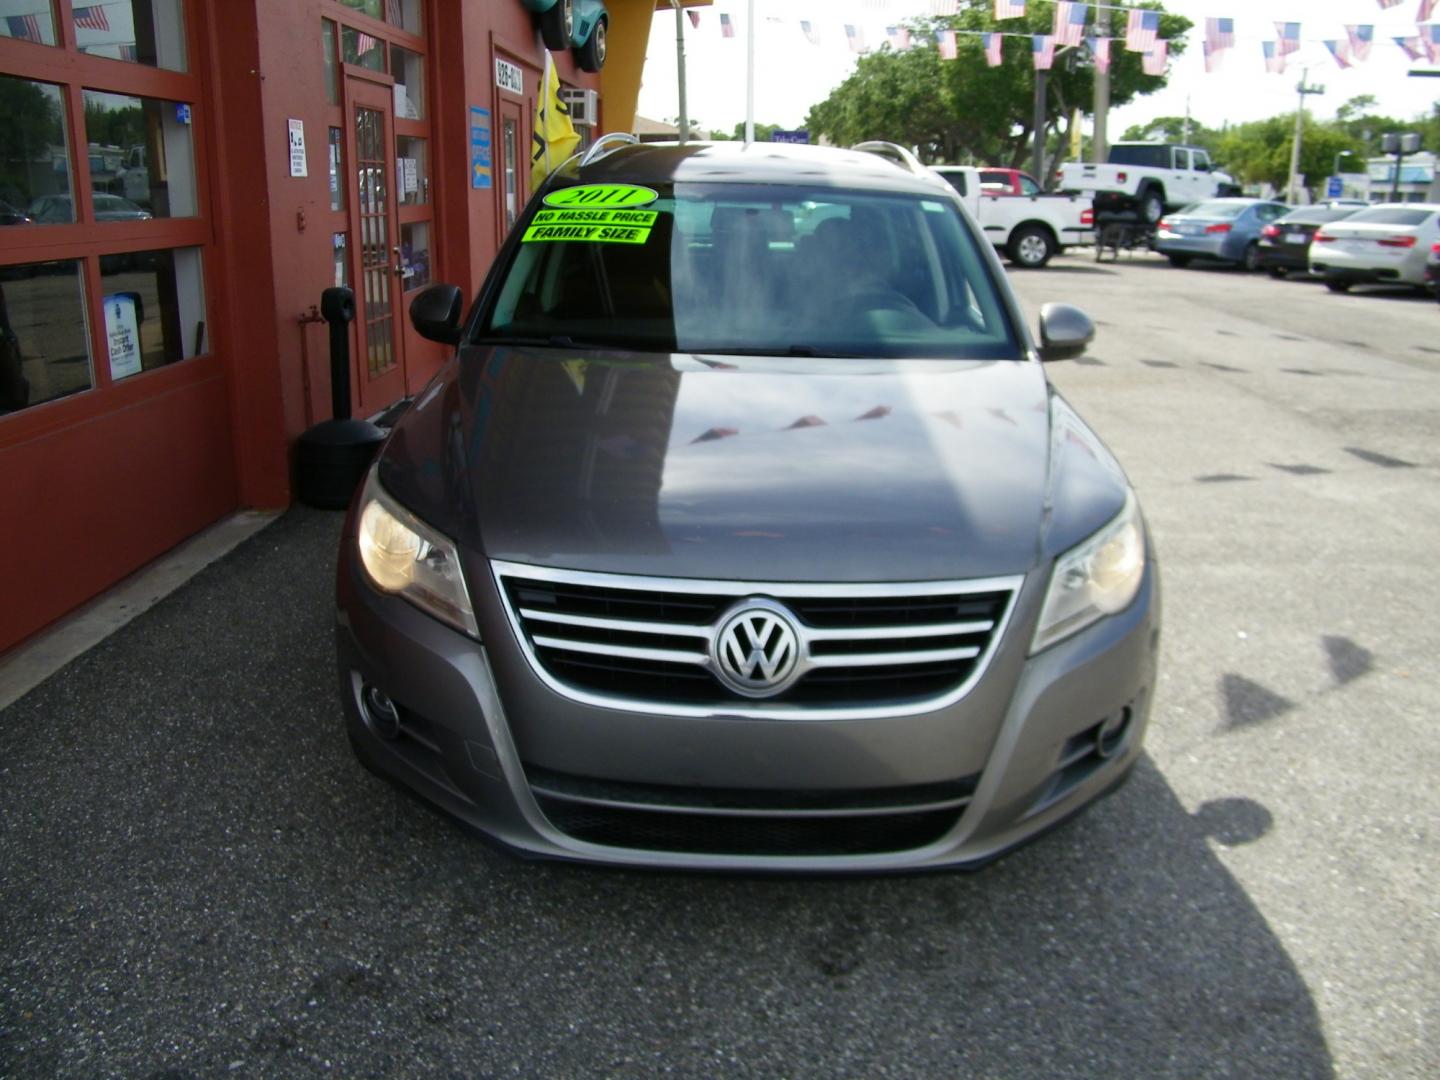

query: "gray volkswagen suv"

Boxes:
[335, 139, 1160, 872]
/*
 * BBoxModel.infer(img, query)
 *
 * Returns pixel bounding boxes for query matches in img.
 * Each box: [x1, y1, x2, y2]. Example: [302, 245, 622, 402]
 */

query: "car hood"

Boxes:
[377, 346, 1129, 583]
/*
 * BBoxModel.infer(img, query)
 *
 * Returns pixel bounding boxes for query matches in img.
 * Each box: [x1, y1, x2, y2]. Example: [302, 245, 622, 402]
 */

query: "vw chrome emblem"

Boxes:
[713, 602, 802, 698]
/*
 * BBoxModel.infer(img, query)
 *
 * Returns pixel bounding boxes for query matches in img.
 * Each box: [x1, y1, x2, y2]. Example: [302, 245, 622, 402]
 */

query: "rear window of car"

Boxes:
[1279, 208, 1355, 225]
[481, 182, 1018, 360]
[1107, 145, 1171, 168]
[1343, 207, 1434, 226]
[1185, 201, 1249, 219]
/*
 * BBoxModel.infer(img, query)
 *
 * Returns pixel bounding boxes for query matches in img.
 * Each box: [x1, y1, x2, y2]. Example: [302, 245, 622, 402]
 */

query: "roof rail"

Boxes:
[580, 132, 640, 168]
[851, 141, 930, 178]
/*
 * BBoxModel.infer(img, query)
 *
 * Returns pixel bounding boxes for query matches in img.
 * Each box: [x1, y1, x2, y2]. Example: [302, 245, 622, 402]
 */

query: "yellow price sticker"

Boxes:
[543, 183, 659, 209]
[521, 223, 653, 244]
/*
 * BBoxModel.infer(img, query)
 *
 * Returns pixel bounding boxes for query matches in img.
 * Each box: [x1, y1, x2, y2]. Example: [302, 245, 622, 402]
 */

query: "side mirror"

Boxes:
[1037, 303, 1095, 362]
[409, 284, 464, 345]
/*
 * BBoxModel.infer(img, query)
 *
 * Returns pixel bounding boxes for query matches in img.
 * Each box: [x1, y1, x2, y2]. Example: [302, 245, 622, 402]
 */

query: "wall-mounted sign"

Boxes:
[470, 106, 493, 189]
[104, 293, 142, 381]
[287, 118, 307, 178]
[495, 58, 524, 96]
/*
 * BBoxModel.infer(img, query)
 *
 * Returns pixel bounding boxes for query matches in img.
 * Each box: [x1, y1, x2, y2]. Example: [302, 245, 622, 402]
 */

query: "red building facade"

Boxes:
[0, 0, 628, 653]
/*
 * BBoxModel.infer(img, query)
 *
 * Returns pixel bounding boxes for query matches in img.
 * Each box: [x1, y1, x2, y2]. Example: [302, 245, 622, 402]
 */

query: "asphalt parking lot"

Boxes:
[2, 251, 1436, 1078]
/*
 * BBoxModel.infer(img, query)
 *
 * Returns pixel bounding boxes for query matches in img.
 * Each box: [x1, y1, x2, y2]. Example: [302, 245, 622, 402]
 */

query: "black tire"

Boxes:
[1138, 186, 1165, 224]
[1007, 224, 1055, 269]
[1167, 254, 1191, 268]
[1325, 279, 1352, 293]
[539, 0, 573, 52]
[1267, 266, 1288, 279]
[1241, 242, 1261, 273]
[577, 15, 606, 72]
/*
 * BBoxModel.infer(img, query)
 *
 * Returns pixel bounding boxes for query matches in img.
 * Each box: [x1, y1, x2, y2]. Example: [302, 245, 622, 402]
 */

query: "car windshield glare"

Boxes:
[1184, 201, 1249, 219]
[1344, 207, 1433, 227]
[482, 183, 1017, 359]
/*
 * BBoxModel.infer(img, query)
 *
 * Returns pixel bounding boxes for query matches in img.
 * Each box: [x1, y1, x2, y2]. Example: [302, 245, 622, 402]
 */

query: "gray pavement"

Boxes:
[2, 252, 1436, 1078]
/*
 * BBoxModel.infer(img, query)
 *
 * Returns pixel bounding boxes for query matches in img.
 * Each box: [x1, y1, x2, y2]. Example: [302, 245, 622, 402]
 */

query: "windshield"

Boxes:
[1183, 200, 1249, 219]
[481, 182, 1018, 359]
[1344, 207, 1434, 227]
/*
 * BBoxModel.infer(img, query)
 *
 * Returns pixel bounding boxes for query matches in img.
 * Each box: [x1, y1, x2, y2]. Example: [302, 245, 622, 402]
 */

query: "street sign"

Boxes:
[771, 130, 809, 144]
[1326, 176, 1343, 198]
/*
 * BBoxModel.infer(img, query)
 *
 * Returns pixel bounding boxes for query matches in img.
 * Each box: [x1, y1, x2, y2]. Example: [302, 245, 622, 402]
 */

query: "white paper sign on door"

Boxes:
[105, 294, 142, 381]
[288, 118, 307, 178]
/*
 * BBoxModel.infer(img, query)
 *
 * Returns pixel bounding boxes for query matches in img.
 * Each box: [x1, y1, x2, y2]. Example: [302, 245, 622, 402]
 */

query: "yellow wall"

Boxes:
[602, 0, 711, 135]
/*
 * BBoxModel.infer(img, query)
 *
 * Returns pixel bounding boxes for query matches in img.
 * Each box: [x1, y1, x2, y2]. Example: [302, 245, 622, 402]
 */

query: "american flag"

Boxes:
[886, 26, 912, 51]
[6, 14, 42, 41]
[994, 1, 1026, 20]
[845, 24, 868, 54]
[1419, 0, 1437, 20]
[1346, 24, 1374, 62]
[1394, 34, 1423, 59]
[387, 0, 403, 24]
[1031, 34, 1055, 70]
[1324, 40, 1354, 69]
[1275, 22, 1301, 56]
[688, 11, 700, 29]
[119, 43, 137, 61]
[720, 13, 734, 38]
[1203, 41, 1223, 73]
[1142, 40, 1167, 76]
[1053, 3, 1087, 48]
[73, 5, 110, 32]
[927, 1, 960, 14]
[1424, 24, 1440, 61]
[1087, 36, 1110, 73]
[800, 20, 820, 45]
[983, 32, 1003, 67]
[1375, 0, 1402, 8]
[1125, 10, 1159, 53]
[1205, 18, 1234, 53]
[1263, 40, 1286, 73]
[936, 28, 957, 60]
[355, 31, 380, 55]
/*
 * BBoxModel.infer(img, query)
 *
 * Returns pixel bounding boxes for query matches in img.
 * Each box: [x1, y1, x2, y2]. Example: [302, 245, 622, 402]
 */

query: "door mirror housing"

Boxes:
[1037, 303, 1095, 362]
[410, 284, 465, 345]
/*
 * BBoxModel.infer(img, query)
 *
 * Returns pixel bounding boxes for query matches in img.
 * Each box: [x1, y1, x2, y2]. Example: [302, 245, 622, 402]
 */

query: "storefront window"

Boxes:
[82, 91, 197, 218]
[72, 0, 187, 72]
[0, 76, 72, 225]
[1, 2, 57, 46]
[338, 0, 382, 18]
[338, 0, 423, 34]
[329, 127, 345, 211]
[395, 135, 426, 206]
[503, 118, 517, 229]
[321, 19, 339, 106]
[0, 261, 92, 414]
[390, 45, 423, 119]
[341, 25, 385, 72]
[98, 247, 206, 380]
[399, 222, 429, 291]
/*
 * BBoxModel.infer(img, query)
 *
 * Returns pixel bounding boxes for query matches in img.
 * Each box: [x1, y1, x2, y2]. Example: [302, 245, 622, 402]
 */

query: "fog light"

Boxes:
[1095, 708, 1131, 759]
[360, 683, 402, 740]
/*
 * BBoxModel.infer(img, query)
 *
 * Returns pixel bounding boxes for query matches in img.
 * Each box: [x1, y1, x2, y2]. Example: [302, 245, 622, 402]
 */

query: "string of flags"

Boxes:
[691, 1, 1440, 76]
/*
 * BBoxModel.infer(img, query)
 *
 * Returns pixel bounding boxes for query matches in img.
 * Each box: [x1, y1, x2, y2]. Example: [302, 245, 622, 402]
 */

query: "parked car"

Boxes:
[26, 192, 152, 224]
[1309, 203, 1440, 293]
[1155, 198, 1290, 270]
[978, 167, 1043, 197]
[521, 0, 607, 72]
[1059, 143, 1239, 224]
[1426, 240, 1440, 302]
[932, 163, 1094, 268]
[335, 137, 1159, 873]
[1257, 206, 1359, 279]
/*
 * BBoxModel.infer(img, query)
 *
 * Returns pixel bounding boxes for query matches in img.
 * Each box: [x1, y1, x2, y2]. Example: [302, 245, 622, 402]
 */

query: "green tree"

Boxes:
[1120, 116, 1221, 155]
[1214, 115, 1361, 196]
[0, 79, 66, 206]
[805, 0, 1189, 181]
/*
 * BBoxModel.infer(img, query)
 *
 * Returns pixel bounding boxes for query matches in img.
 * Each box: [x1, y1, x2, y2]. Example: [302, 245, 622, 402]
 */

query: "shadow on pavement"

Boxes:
[0, 508, 1334, 1078]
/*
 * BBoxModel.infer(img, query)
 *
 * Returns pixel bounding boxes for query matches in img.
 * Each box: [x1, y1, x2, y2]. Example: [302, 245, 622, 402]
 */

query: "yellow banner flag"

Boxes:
[531, 56, 581, 192]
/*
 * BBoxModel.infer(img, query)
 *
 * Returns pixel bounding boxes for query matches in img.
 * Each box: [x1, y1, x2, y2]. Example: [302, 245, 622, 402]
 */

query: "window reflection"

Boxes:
[390, 44, 423, 119]
[1, 3, 57, 45]
[341, 25, 385, 71]
[0, 261, 92, 414]
[99, 247, 206, 380]
[82, 90, 198, 218]
[0, 75, 72, 225]
[399, 222, 429, 291]
[72, 0, 187, 72]
[322, 19, 339, 106]
[395, 135, 426, 206]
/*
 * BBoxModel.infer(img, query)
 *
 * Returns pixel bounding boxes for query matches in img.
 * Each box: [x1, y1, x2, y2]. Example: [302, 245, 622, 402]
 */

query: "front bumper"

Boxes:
[335, 541, 1161, 873]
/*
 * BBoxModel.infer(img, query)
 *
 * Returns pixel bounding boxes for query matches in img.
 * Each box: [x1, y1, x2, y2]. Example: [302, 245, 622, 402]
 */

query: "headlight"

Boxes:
[355, 468, 479, 638]
[1031, 490, 1145, 654]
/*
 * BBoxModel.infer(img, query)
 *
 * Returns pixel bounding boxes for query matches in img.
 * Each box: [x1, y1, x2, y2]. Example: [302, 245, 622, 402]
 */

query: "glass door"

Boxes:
[345, 77, 406, 414]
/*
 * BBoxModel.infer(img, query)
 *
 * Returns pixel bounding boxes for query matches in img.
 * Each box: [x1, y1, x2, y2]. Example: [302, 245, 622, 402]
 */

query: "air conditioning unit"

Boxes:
[560, 87, 600, 127]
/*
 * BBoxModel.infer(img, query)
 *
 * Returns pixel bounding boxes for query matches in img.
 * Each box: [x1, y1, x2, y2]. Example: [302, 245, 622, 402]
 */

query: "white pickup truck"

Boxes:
[930, 165, 1094, 269]
[1058, 143, 1239, 224]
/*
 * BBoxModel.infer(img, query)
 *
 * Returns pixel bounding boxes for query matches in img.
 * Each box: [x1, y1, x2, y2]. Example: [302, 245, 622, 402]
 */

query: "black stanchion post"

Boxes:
[321, 286, 355, 421]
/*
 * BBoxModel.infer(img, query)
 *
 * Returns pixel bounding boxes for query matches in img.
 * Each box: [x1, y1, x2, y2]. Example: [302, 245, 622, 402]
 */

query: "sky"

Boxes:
[635, 0, 1440, 139]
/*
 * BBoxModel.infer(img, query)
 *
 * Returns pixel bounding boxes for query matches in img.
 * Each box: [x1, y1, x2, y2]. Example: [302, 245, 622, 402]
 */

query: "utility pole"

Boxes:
[1182, 95, 1191, 144]
[672, 2, 689, 143]
[1286, 70, 1325, 204]
[1092, 58, 1108, 162]
[1032, 68, 1046, 183]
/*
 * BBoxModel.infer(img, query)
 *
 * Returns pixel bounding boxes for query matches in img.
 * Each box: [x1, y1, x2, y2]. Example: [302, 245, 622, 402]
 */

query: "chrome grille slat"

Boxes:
[494, 560, 1023, 721]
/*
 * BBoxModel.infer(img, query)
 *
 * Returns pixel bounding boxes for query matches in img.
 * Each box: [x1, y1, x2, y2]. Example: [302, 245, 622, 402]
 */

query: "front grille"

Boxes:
[493, 561, 1021, 718]
[528, 765, 977, 856]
